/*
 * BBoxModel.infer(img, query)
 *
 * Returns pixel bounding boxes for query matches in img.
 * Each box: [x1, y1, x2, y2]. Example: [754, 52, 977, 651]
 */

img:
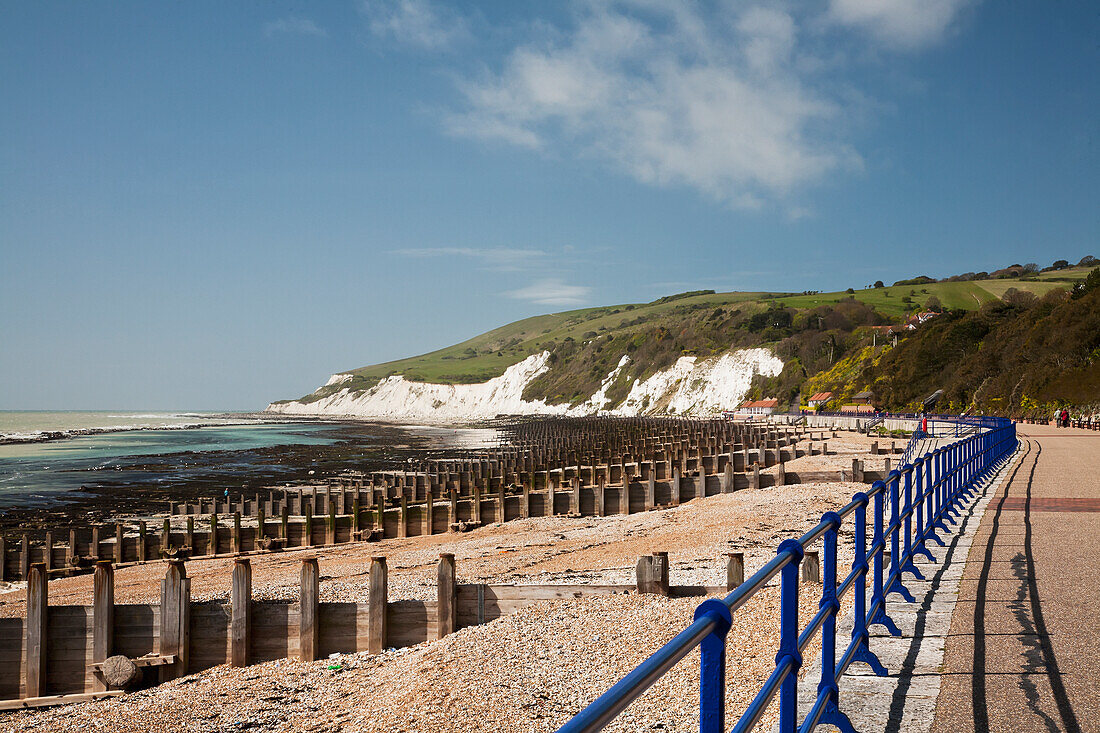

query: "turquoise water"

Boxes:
[0, 420, 342, 508]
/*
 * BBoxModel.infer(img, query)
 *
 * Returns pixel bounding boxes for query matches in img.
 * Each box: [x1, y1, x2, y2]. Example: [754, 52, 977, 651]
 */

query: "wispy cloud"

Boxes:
[446, 2, 862, 209]
[506, 278, 591, 306]
[392, 246, 546, 272]
[827, 0, 974, 49]
[362, 0, 469, 51]
[263, 17, 327, 39]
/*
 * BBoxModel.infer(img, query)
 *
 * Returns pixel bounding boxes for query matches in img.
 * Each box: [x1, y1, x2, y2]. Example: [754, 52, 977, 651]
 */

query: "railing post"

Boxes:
[870, 482, 901, 636]
[849, 494, 888, 674]
[776, 539, 803, 733]
[696, 599, 733, 733]
[912, 457, 934, 561]
[815, 512, 858, 730]
[885, 471, 914, 602]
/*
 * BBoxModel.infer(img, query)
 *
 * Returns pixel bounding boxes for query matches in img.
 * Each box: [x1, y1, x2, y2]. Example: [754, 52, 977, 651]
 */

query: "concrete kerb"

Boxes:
[788, 442, 1025, 733]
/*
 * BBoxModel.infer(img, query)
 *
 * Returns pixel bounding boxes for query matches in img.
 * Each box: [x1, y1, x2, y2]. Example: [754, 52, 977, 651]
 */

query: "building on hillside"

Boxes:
[807, 391, 833, 409]
[738, 399, 779, 416]
[851, 391, 874, 405]
[906, 311, 940, 329]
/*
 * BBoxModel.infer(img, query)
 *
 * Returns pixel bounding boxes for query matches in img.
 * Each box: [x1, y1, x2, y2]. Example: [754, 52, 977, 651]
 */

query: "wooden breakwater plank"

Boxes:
[0, 690, 124, 710]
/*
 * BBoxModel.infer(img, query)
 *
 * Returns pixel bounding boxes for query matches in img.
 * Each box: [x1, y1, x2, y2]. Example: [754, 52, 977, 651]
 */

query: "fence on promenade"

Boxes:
[558, 417, 1018, 733]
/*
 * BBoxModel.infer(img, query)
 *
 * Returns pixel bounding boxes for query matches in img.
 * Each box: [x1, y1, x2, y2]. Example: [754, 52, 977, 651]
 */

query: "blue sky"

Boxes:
[1, 1, 1097, 410]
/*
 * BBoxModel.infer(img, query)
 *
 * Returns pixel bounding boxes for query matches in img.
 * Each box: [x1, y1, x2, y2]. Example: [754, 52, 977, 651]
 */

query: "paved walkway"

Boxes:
[931, 424, 1100, 733]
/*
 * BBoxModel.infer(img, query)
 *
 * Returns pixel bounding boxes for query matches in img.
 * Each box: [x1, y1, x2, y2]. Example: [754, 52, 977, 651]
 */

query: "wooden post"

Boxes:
[160, 560, 188, 682]
[230, 558, 251, 667]
[299, 558, 319, 662]
[723, 461, 734, 493]
[304, 505, 313, 547]
[802, 550, 820, 583]
[522, 483, 531, 519]
[635, 553, 669, 596]
[646, 472, 655, 510]
[572, 476, 581, 515]
[425, 491, 435, 535]
[671, 469, 681, 506]
[726, 552, 745, 590]
[497, 484, 506, 523]
[596, 476, 606, 517]
[44, 531, 53, 572]
[751, 464, 761, 490]
[437, 553, 456, 639]
[92, 561, 114, 691]
[399, 495, 408, 539]
[326, 502, 336, 545]
[232, 512, 242, 555]
[210, 513, 219, 556]
[137, 522, 147, 563]
[90, 526, 100, 561]
[186, 517, 194, 553]
[25, 563, 47, 698]
[353, 494, 362, 533]
[281, 506, 289, 540]
[161, 519, 171, 557]
[0, 536, 5, 582]
[778, 462, 786, 486]
[621, 475, 629, 515]
[66, 529, 76, 569]
[368, 556, 388, 654]
[257, 505, 266, 548]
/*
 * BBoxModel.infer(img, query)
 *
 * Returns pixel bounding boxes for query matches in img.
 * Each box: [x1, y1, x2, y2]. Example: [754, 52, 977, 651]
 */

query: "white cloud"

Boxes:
[446, 2, 860, 207]
[263, 17, 327, 39]
[506, 279, 591, 306]
[827, 0, 972, 49]
[363, 0, 469, 51]
[392, 247, 546, 271]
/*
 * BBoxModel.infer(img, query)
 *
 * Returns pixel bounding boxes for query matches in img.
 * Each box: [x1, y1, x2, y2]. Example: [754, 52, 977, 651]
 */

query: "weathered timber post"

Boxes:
[114, 524, 123, 564]
[802, 550, 820, 583]
[352, 494, 362, 534]
[723, 462, 734, 493]
[281, 506, 289, 541]
[299, 558, 319, 662]
[635, 552, 670, 596]
[778, 462, 786, 486]
[161, 518, 171, 557]
[232, 512, 242, 555]
[257, 505, 266, 548]
[304, 504, 313, 547]
[326, 502, 336, 545]
[852, 458, 864, 483]
[696, 471, 705, 500]
[572, 476, 581, 515]
[449, 490, 458, 526]
[66, 529, 76, 569]
[0, 536, 6, 582]
[621, 475, 629, 515]
[90, 526, 101, 561]
[185, 518, 194, 554]
[726, 552, 745, 590]
[230, 558, 251, 667]
[25, 563, 47, 698]
[671, 468, 681, 506]
[210, 513, 219, 556]
[160, 560, 189, 682]
[596, 475, 606, 517]
[92, 561, 114, 691]
[751, 464, 761, 490]
[138, 522, 148, 563]
[368, 556, 388, 654]
[646, 472, 655, 510]
[437, 553, 456, 639]
[522, 483, 531, 519]
[497, 484, 506, 523]
[399, 495, 408, 539]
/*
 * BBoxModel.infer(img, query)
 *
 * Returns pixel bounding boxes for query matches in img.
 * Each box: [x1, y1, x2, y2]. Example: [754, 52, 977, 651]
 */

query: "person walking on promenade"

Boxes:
[1059, 407, 1070, 428]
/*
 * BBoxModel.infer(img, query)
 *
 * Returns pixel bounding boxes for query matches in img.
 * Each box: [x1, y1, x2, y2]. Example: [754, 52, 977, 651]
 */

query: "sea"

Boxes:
[0, 411, 342, 508]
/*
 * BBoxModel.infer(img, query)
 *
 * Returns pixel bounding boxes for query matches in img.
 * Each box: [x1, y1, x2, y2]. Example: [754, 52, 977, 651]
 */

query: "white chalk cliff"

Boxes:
[266, 348, 783, 422]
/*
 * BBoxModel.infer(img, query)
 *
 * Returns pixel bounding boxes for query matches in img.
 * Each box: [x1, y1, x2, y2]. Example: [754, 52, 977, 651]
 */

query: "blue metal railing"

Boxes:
[559, 418, 1018, 733]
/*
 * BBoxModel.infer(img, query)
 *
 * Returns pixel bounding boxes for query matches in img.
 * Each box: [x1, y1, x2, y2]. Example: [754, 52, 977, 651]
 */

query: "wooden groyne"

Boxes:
[1, 418, 905, 586]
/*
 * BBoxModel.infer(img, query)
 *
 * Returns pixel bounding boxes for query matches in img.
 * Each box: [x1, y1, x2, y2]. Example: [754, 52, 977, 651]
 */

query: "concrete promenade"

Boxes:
[931, 424, 1100, 732]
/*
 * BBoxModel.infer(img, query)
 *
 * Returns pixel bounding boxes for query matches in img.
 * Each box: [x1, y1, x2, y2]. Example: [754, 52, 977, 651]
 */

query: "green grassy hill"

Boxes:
[281, 265, 1095, 409]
